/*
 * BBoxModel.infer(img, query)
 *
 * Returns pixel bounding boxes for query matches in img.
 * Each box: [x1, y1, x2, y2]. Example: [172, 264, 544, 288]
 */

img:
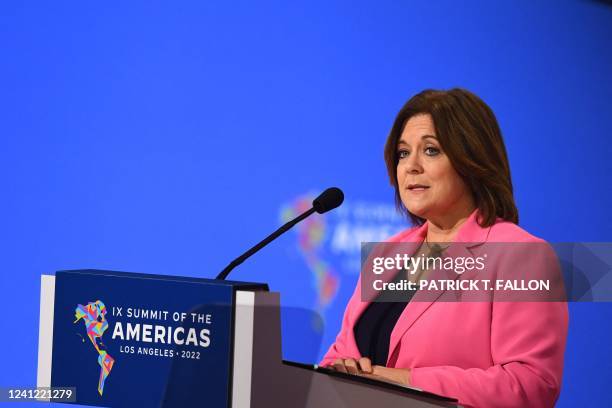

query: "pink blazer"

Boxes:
[320, 210, 568, 408]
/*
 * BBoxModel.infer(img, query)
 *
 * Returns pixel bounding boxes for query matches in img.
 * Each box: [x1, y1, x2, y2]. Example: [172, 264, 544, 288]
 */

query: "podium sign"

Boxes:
[37, 269, 266, 407]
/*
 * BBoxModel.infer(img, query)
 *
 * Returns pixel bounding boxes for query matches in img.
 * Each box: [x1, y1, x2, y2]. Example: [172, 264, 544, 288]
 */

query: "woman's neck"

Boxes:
[425, 204, 476, 243]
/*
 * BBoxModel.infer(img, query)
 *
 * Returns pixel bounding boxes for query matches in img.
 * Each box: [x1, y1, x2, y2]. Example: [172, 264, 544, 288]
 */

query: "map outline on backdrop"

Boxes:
[279, 192, 409, 361]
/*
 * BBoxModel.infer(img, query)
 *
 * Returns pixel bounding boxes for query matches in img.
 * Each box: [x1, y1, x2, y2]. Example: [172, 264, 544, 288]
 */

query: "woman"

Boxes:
[320, 89, 568, 407]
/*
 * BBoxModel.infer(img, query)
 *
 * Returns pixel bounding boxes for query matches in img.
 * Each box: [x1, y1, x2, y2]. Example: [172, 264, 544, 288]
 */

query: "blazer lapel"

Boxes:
[386, 210, 491, 366]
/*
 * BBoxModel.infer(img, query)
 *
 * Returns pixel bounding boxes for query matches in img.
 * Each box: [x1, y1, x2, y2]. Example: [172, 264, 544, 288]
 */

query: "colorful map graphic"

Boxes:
[281, 195, 339, 331]
[279, 194, 408, 361]
[74, 300, 115, 396]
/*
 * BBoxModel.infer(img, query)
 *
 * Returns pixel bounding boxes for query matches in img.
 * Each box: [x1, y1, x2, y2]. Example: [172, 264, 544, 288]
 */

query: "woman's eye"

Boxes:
[424, 146, 440, 156]
[397, 150, 409, 159]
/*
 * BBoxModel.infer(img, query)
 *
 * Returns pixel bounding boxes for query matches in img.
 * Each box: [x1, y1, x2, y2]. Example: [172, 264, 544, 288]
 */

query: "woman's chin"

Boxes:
[406, 207, 429, 220]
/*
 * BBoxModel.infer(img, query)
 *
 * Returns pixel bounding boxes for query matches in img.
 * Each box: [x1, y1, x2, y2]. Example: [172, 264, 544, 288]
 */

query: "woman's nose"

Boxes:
[405, 152, 424, 174]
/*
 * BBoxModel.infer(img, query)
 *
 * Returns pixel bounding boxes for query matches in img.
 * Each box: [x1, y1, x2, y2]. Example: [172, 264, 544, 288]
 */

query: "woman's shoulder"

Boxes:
[487, 218, 547, 244]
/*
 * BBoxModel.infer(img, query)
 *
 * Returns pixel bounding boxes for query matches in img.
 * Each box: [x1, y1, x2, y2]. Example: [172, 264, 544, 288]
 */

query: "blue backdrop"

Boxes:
[1, 1, 611, 406]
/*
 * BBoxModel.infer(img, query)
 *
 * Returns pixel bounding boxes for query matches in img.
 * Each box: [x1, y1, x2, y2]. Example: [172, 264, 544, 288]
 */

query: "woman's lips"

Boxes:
[407, 184, 430, 193]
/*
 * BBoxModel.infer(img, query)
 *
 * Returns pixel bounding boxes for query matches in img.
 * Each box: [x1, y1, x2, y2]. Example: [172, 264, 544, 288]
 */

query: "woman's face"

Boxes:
[396, 114, 473, 223]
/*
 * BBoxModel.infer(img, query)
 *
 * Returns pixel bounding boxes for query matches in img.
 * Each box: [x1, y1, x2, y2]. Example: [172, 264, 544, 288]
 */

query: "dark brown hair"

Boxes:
[384, 88, 518, 227]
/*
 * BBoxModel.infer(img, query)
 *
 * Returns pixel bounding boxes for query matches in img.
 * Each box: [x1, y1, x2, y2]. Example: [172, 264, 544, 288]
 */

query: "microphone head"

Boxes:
[313, 187, 344, 214]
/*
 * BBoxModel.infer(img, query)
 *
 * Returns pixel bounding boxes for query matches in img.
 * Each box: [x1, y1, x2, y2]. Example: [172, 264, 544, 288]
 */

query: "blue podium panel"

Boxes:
[46, 270, 263, 407]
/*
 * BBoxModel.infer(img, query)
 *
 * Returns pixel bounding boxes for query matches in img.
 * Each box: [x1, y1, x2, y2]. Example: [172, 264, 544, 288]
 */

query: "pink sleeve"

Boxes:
[410, 243, 569, 408]
[319, 279, 362, 367]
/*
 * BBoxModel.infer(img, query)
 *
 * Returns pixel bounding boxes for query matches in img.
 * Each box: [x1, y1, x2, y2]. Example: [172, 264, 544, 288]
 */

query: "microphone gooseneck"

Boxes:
[215, 187, 344, 280]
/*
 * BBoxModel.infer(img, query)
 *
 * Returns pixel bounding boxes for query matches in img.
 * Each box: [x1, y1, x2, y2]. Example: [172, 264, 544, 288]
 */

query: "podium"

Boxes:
[37, 270, 457, 407]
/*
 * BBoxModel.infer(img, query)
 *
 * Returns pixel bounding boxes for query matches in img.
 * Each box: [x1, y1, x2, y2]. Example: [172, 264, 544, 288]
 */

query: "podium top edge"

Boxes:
[52, 269, 269, 290]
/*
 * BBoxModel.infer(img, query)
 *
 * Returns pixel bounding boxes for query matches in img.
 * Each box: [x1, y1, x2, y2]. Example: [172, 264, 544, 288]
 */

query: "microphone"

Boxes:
[312, 187, 344, 214]
[215, 187, 344, 280]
